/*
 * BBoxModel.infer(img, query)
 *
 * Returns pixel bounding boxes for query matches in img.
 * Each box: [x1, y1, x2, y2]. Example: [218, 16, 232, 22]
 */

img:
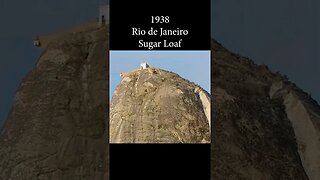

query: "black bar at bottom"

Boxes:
[110, 144, 210, 179]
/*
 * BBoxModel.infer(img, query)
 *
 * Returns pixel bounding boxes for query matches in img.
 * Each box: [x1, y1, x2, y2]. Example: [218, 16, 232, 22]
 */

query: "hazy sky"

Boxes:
[110, 51, 211, 99]
[0, 0, 319, 127]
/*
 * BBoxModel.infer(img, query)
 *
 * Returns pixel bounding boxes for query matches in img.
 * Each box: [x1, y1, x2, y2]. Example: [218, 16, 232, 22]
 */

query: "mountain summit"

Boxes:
[110, 67, 211, 143]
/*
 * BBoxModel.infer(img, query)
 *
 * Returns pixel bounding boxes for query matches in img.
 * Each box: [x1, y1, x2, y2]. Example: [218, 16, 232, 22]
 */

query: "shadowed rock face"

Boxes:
[211, 39, 320, 180]
[0, 26, 109, 179]
[110, 68, 211, 143]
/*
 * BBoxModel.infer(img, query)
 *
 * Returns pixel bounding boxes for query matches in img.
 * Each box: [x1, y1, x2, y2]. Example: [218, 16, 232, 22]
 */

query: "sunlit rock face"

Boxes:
[110, 67, 211, 143]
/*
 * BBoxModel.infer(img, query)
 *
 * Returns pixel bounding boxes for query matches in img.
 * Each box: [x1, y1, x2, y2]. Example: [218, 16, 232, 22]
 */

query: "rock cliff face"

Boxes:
[110, 68, 211, 143]
[1, 21, 319, 180]
[211, 39, 320, 180]
[0, 26, 109, 179]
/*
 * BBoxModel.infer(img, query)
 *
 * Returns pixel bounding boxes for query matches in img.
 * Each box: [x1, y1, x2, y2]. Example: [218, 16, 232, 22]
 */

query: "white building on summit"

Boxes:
[140, 62, 150, 70]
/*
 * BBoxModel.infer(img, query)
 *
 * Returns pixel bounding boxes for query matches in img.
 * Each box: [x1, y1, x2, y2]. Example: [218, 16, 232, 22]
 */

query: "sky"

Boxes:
[212, 0, 320, 102]
[0, 0, 100, 127]
[0, 0, 319, 127]
[110, 51, 211, 99]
